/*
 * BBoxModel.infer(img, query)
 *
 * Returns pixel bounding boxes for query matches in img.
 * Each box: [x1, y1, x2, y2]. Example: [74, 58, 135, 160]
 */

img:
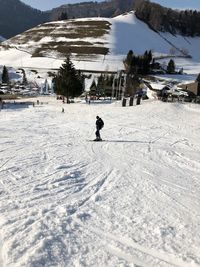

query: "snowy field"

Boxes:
[0, 97, 200, 267]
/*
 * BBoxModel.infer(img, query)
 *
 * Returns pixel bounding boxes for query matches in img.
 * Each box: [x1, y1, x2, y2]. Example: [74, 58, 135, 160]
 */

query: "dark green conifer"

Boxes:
[54, 56, 83, 103]
[167, 59, 175, 74]
[2, 65, 9, 84]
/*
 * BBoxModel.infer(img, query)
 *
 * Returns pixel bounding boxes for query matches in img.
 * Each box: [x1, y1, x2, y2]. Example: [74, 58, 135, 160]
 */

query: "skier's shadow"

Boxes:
[104, 140, 149, 144]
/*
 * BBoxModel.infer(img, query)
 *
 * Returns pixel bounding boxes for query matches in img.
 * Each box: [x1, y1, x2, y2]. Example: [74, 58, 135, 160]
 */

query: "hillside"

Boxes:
[0, 97, 200, 267]
[1, 0, 200, 39]
[3, 18, 112, 59]
[1, 12, 200, 76]
[51, 0, 200, 38]
[0, 0, 50, 38]
[0, 0, 136, 39]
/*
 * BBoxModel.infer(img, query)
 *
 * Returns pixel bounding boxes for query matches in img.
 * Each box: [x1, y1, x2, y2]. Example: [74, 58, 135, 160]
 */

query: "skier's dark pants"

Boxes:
[95, 128, 101, 139]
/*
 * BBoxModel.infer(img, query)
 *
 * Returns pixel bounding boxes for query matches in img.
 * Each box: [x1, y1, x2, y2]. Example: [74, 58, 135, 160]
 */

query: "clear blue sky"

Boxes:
[21, 0, 200, 11]
[152, 0, 200, 10]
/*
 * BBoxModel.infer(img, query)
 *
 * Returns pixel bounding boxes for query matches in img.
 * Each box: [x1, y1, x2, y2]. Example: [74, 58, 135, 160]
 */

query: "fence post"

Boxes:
[122, 98, 126, 107]
[129, 96, 134, 106]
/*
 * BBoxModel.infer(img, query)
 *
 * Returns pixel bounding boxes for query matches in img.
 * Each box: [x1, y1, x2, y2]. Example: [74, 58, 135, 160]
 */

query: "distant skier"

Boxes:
[95, 116, 104, 141]
[0, 97, 2, 111]
[136, 88, 143, 105]
[162, 87, 169, 102]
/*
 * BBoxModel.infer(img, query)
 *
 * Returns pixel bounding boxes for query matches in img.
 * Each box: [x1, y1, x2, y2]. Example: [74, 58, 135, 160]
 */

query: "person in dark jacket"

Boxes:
[95, 116, 104, 141]
[162, 87, 169, 102]
[136, 88, 143, 105]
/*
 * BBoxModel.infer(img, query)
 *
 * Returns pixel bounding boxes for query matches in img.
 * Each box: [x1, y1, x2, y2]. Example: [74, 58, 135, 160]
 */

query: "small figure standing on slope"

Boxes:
[95, 116, 104, 141]
[136, 88, 143, 105]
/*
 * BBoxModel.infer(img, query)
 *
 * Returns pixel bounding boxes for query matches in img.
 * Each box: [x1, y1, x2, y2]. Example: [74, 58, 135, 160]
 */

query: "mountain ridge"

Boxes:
[0, 0, 50, 38]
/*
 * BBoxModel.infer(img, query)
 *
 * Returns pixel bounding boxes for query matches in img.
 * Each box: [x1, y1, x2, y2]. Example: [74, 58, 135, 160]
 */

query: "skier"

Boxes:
[136, 88, 143, 105]
[162, 87, 169, 102]
[95, 116, 104, 141]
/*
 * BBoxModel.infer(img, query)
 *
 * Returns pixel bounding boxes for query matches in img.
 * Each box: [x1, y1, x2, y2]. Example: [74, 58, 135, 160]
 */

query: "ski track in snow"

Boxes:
[0, 98, 200, 267]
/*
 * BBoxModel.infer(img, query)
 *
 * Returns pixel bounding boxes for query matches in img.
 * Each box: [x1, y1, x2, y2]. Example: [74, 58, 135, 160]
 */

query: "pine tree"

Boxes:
[59, 12, 68, 20]
[125, 50, 134, 67]
[22, 69, 28, 85]
[97, 74, 104, 96]
[167, 59, 175, 74]
[2, 65, 9, 84]
[54, 56, 83, 103]
[148, 50, 152, 63]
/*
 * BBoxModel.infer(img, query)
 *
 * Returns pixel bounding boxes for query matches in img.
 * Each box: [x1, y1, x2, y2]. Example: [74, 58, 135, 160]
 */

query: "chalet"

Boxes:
[179, 82, 200, 96]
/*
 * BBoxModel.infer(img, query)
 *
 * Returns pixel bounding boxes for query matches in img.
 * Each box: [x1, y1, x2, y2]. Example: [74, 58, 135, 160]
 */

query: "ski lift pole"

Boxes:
[121, 74, 127, 100]
[119, 75, 122, 100]
[116, 70, 121, 100]
[111, 74, 116, 102]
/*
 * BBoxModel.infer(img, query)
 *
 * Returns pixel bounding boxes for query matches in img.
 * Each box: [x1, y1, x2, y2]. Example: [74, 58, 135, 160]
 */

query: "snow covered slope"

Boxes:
[113, 13, 200, 61]
[0, 12, 200, 73]
[0, 98, 200, 267]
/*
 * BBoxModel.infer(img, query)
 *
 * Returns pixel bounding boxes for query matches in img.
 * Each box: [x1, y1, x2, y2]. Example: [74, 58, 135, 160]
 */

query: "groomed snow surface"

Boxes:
[0, 97, 200, 267]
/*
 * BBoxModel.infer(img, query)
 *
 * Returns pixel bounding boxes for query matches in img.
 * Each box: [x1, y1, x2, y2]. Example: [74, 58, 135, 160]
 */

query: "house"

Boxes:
[179, 82, 200, 96]
[84, 75, 98, 96]
[89, 80, 98, 96]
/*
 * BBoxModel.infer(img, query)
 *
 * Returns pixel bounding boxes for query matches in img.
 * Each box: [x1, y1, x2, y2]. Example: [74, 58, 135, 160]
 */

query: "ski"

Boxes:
[87, 139, 105, 142]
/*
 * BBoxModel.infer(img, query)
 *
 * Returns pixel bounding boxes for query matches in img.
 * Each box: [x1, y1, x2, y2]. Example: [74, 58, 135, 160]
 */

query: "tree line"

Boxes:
[0, 66, 27, 85]
[124, 50, 152, 75]
[124, 50, 181, 75]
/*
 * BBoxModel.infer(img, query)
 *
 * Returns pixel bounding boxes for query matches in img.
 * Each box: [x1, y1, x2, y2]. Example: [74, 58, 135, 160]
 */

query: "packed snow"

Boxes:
[0, 9, 200, 266]
[0, 97, 200, 267]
